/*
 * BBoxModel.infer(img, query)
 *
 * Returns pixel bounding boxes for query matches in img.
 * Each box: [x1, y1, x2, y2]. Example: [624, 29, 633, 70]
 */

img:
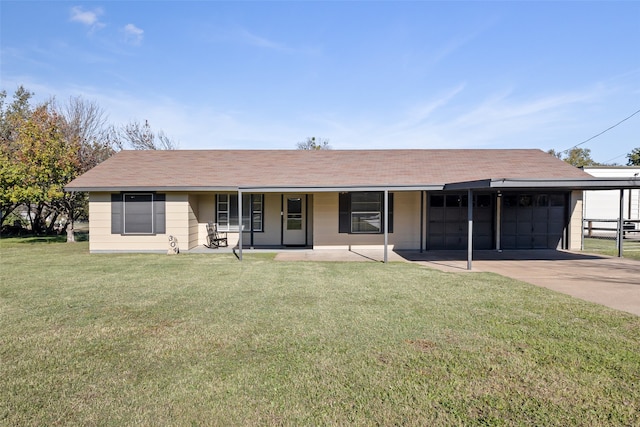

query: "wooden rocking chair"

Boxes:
[205, 222, 228, 249]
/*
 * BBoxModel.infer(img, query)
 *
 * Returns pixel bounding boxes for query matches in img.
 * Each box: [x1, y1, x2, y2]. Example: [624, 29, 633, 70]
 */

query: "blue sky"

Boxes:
[2, 1, 639, 163]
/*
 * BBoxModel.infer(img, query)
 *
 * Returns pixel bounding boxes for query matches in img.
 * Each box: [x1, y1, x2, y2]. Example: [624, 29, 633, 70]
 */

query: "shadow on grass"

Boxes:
[0, 232, 89, 244]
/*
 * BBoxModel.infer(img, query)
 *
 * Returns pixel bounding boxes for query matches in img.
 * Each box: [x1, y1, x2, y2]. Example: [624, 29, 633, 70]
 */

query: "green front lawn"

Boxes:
[1, 239, 638, 425]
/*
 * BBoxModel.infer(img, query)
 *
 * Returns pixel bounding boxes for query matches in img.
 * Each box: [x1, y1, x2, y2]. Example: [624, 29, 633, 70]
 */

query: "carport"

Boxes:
[443, 177, 640, 270]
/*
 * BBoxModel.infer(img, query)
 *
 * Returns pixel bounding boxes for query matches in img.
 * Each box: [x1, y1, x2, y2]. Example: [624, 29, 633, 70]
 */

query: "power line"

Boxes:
[602, 152, 628, 165]
[561, 107, 640, 153]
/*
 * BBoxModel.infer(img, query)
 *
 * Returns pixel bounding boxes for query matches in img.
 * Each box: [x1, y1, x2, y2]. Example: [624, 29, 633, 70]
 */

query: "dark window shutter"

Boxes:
[338, 193, 350, 233]
[387, 193, 394, 233]
[154, 193, 166, 234]
[111, 193, 123, 234]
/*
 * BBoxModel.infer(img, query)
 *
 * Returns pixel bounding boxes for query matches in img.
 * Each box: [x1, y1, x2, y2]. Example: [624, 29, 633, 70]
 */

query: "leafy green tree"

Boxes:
[12, 104, 79, 234]
[296, 137, 331, 150]
[0, 86, 35, 226]
[627, 147, 640, 166]
[548, 147, 599, 167]
[0, 85, 33, 143]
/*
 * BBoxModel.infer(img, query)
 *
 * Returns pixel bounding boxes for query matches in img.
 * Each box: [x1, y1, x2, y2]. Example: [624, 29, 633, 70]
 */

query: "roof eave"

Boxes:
[64, 184, 446, 193]
[64, 186, 240, 193]
[238, 185, 444, 193]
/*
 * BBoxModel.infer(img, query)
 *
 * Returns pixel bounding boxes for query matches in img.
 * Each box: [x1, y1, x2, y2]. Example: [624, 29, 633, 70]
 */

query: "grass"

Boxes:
[583, 236, 640, 260]
[1, 239, 639, 426]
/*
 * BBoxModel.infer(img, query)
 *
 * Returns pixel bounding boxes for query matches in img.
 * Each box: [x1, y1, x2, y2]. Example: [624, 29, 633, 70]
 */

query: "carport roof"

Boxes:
[66, 148, 638, 192]
[444, 177, 640, 191]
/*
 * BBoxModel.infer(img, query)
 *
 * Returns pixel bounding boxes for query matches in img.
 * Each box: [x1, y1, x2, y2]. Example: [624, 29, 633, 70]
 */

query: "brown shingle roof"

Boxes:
[65, 149, 591, 191]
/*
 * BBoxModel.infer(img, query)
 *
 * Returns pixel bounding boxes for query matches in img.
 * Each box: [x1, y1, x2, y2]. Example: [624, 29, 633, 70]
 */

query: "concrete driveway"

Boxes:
[275, 249, 640, 316]
[399, 250, 640, 316]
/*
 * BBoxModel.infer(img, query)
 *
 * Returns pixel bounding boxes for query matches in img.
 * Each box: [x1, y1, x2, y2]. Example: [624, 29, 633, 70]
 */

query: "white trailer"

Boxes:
[583, 166, 640, 236]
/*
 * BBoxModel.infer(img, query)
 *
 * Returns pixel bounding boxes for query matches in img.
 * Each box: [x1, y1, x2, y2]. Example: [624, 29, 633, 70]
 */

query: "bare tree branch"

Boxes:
[296, 137, 331, 150]
[119, 120, 178, 150]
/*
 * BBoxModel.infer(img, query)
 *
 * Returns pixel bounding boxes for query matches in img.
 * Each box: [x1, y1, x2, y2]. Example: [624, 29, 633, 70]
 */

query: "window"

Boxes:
[286, 197, 302, 230]
[111, 193, 165, 235]
[430, 195, 445, 208]
[339, 192, 393, 234]
[351, 192, 382, 233]
[217, 194, 264, 232]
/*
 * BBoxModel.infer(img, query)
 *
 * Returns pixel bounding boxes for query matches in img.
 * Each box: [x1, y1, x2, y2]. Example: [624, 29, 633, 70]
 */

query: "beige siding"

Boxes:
[88, 192, 192, 252]
[246, 193, 282, 246]
[312, 191, 421, 250]
[568, 190, 583, 251]
[195, 194, 215, 246]
[187, 194, 199, 249]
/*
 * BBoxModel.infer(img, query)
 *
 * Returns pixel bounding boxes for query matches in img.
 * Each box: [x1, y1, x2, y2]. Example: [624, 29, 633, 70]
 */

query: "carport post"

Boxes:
[467, 189, 473, 270]
[238, 190, 243, 261]
[617, 188, 624, 258]
[384, 189, 389, 263]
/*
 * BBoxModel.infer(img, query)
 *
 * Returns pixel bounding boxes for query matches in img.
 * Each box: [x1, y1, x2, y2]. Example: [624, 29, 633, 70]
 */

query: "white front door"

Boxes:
[283, 195, 306, 245]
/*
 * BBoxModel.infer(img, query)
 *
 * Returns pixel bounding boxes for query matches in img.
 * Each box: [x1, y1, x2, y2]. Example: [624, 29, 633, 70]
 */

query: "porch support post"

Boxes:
[618, 188, 624, 258]
[238, 189, 243, 261]
[420, 190, 424, 253]
[250, 194, 254, 249]
[496, 192, 502, 251]
[467, 189, 473, 271]
[384, 189, 389, 263]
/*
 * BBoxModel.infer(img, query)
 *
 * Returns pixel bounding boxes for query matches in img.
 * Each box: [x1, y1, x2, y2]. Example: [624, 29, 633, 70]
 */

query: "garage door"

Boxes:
[501, 193, 566, 249]
[428, 193, 493, 250]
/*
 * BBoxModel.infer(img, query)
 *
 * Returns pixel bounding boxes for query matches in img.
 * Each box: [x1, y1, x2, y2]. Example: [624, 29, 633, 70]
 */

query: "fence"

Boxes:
[583, 218, 640, 257]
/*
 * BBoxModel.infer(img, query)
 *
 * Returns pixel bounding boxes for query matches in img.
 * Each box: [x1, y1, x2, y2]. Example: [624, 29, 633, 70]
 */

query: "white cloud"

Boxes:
[69, 6, 105, 32]
[396, 84, 466, 130]
[6, 74, 630, 162]
[122, 24, 144, 46]
[238, 29, 288, 51]
[228, 28, 319, 55]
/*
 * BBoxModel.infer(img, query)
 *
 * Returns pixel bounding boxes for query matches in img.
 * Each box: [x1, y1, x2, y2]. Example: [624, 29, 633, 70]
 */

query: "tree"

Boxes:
[1, 86, 182, 237]
[627, 147, 640, 166]
[0, 85, 33, 143]
[296, 137, 331, 150]
[10, 103, 80, 235]
[0, 86, 35, 226]
[548, 147, 599, 167]
[56, 96, 120, 241]
[120, 119, 178, 150]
